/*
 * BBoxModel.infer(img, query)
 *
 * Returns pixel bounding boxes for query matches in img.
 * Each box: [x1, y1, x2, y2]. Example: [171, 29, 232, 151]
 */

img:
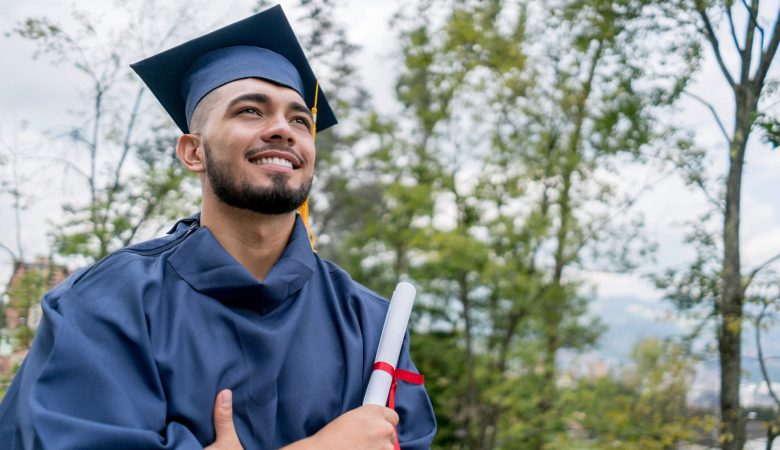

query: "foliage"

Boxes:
[319, 0, 694, 448]
[750, 279, 780, 449]
[648, 1, 780, 448]
[11, 1, 199, 262]
[756, 114, 780, 149]
[0, 262, 63, 390]
[3, 1, 777, 448]
[0, 0, 201, 401]
[4, 266, 51, 349]
[252, 0, 379, 258]
[558, 338, 715, 450]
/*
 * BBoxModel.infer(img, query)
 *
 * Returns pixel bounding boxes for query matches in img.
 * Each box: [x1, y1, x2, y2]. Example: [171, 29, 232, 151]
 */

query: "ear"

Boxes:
[177, 133, 206, 173]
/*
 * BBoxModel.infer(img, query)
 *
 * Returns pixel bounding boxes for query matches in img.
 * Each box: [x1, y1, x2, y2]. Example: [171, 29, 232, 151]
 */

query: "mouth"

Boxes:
[246, 149, 301, 171]
[250, 156, 293, 169]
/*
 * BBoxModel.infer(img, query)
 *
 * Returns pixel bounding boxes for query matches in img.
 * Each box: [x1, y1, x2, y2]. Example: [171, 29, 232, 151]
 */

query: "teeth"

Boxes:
[252, 157, 293, 168]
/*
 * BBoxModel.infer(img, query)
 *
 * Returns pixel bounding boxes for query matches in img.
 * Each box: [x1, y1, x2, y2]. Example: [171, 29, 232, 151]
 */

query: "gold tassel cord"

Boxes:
[297, 80, 319, 251]
[312, 80, 319, 140]
[298, 198, 316, 250]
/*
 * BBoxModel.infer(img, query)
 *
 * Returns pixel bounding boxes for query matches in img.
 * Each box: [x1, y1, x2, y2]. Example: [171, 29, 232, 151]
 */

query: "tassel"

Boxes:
[297, 81, 320, 251]
[298, 197, 316, 251]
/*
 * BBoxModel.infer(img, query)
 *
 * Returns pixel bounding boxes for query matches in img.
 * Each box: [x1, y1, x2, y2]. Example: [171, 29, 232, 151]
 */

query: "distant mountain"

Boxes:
[587, 295, 780, 408]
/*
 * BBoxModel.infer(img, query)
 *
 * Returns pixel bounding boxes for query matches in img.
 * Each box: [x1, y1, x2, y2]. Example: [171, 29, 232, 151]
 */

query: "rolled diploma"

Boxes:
[362, 281, 417, 406]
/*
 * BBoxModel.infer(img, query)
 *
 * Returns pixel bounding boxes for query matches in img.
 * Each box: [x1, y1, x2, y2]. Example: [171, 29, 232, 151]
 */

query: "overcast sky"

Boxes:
[0, 0, 778, 338]
[0, 0, 399, 276]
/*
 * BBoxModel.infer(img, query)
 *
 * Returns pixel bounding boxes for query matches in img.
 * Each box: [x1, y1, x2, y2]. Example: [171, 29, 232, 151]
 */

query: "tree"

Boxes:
[11, 1, 199, 263]
[560, 337, 713, 450]
[0, 133, 29, 355]
[653, 2, 780, 448]
[750, 279, 780, 450]
[253, 0, 379, 258]
[3, 262, 63, 350]
[0, 131, 27, 281]
[333, 0, 688, 447]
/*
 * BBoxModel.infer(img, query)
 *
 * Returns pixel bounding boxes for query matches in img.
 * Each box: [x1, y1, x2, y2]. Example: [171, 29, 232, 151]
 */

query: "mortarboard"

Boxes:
[130, 5, 337, 135]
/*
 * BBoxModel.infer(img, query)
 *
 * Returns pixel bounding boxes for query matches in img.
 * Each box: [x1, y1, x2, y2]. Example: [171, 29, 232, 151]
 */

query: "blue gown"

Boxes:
[0, 215, 436, 449]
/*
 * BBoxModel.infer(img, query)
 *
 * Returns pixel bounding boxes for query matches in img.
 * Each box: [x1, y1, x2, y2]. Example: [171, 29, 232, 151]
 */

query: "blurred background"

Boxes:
[1, 0, 779, 448]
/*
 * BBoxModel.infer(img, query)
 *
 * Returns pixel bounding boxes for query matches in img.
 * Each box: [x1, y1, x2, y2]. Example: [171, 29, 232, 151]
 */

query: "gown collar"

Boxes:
[167, 213, 315, 311]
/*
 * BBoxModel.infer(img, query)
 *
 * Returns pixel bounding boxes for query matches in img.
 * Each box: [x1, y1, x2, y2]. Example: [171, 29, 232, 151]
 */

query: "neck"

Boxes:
[200, 193, 296, 281]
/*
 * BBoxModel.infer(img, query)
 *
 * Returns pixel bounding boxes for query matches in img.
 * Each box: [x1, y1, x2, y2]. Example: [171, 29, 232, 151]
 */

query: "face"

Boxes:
[196, 78, 315, 215]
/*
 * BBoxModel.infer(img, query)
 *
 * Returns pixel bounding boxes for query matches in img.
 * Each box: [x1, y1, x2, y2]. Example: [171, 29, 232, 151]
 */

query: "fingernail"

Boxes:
[221, 389, 232, 407]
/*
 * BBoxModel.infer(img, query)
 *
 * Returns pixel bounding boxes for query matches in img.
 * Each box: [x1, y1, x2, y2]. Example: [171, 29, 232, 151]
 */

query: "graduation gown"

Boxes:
[0, 214, 436, 449]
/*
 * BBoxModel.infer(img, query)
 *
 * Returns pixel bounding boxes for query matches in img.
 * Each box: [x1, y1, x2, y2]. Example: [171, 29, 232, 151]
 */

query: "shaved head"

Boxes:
[188, 89, 221, 134]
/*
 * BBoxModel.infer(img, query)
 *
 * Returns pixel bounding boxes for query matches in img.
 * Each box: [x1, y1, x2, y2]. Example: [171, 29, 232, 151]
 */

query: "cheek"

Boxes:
[299, 137, 316, 166]
[304, 151, 316, 172]
[211, 133, 252, 160]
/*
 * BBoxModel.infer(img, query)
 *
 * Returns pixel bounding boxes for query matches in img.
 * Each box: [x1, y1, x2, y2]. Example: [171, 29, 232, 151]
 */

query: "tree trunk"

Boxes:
[718, 86, 756, 450]
[766, 424, 778, 450]
[458, 273, 481, 450]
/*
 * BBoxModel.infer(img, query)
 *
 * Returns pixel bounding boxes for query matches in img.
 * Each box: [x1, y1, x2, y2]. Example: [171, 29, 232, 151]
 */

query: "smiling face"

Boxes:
[191, 77, 315, 215]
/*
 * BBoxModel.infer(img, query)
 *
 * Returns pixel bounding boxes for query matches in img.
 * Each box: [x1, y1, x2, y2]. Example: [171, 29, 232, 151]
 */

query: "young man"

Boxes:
[0, 6, 436, 449]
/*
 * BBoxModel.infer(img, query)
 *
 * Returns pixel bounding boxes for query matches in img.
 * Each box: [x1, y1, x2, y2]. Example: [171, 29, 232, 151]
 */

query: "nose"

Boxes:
[261, 113, 295, 145]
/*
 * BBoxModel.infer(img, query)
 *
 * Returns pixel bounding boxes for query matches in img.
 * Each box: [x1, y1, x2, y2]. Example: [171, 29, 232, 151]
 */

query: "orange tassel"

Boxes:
[298, 197, 316, 251]
[297, 81, 320, 251]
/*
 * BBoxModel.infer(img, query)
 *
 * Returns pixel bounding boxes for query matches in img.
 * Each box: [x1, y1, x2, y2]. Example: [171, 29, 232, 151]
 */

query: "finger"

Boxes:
[387, 425, 398, 450]
[384, 408, 400, 426]
[212, 389, 242, 448]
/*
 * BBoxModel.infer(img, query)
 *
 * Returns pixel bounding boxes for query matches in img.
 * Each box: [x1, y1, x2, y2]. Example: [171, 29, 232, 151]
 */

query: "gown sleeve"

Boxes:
[0, 262, 205, 450]
[394, 333, 437, 450]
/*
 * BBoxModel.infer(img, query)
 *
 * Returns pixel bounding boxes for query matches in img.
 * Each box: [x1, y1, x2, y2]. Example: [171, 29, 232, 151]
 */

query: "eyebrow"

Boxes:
[226, 93, 270, 110]
[226, 93, 314, 121]
[289, 102, 314, 121]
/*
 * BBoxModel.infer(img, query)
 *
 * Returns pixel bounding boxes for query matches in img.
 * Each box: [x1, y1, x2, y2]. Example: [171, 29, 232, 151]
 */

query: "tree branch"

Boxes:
[753, 5, 780, 87]
[110, 85, 145, 193]
[0, 241, 19, 296]
[682, 90, 732, 144]
[58, 128, 90, 150]
[741, 0, 765, 55]
[744, 251, 780, 290]
[121, 193, 162, 247]
[682, 310, 719, 355]
[740, 0, 758, 83]
[670, 155, 724, 213]
[726, 7, 742, 53]
[0, 241, 18, 263]
[696, 7, 737, 87]
[755, 301, 780, 409]
[21, 154, 91, 182]
[10, 153, 25, 262]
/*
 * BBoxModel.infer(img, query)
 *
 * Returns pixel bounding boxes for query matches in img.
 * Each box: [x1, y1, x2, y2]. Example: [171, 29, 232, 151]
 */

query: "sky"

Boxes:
[0, 0, 779, 366]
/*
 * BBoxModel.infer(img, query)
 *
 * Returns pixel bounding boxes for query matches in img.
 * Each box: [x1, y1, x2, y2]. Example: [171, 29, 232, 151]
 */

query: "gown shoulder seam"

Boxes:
[70, 222, 199, 286]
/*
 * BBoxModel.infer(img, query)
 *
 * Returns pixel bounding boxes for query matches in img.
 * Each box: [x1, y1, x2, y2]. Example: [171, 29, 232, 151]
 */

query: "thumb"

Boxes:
[211, 389, 243, 449]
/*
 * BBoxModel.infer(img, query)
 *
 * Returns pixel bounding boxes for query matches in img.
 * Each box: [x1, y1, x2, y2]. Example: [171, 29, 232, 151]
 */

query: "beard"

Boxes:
[203, 140, 312, 215]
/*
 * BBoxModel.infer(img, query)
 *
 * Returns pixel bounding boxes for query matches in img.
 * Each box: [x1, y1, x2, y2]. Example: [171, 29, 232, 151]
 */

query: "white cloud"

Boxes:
[625, 303, 663, 321]
[586, 271, 659, 301]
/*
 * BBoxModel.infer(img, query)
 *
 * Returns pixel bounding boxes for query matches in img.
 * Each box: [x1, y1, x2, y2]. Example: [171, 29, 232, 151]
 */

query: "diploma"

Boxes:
[363, 281, 417, 406]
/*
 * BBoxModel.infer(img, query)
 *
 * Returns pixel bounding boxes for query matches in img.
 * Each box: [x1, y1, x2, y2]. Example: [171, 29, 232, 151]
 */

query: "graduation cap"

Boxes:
[131, 5, 334, 249]
[130, 5, 337, 135]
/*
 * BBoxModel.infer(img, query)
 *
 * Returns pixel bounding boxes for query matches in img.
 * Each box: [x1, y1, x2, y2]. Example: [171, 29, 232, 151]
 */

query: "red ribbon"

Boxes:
[372, 361, 424, 450]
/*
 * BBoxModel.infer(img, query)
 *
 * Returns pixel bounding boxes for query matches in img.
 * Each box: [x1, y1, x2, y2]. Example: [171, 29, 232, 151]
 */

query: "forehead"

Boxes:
[210, 77, 307, 108]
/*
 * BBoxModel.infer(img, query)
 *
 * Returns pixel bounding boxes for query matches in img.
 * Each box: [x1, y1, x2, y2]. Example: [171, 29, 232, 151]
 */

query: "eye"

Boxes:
[292, 116, 312, 129]
[239, 107, 261, 116]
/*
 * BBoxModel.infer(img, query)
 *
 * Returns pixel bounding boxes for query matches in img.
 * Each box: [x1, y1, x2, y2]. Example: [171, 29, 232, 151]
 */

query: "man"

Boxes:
[0, 6, 436, 449]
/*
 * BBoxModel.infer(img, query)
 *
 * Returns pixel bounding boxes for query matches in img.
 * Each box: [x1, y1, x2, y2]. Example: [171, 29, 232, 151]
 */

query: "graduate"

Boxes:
[0, 5, 436, 449]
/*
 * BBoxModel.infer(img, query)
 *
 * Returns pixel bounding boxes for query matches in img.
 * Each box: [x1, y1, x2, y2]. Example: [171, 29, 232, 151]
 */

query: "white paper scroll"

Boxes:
[362, 281, 417, 406]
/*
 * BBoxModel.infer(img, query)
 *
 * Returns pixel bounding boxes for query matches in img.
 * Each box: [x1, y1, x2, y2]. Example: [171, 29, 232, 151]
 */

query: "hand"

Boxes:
[204, 389, 244, 450]
[282, 404, 399, 450]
